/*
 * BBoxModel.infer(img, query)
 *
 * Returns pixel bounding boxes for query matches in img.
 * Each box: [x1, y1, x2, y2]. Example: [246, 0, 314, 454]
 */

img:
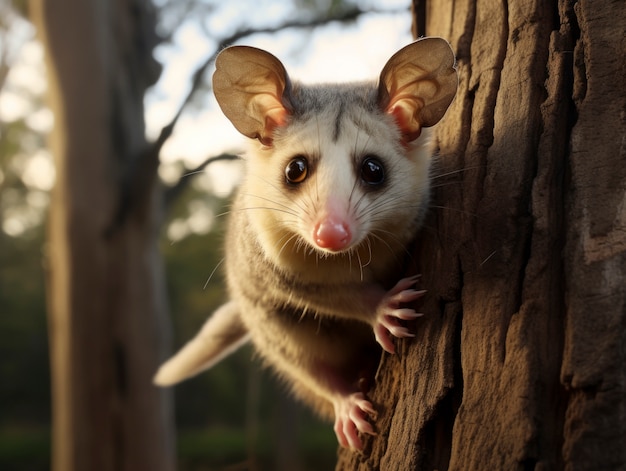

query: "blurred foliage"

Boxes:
[177, 422, 338, 471]
[0, 227, 50, 425]
[0, 426, 50, 471]
[0, 2, 52, 468]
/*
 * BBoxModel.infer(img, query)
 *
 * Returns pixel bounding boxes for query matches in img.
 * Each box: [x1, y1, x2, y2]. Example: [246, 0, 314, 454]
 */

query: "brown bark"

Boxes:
[30, 0, 174, 470]
[337, 0, 625, 469]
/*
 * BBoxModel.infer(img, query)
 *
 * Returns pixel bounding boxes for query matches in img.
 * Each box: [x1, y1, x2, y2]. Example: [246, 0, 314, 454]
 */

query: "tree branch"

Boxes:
[153, 6, 372, 159]
[163, 153, 240, 209]
[411, 0, 426, 38]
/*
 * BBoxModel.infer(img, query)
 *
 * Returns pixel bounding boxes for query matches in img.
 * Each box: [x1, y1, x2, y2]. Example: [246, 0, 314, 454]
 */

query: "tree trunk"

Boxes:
[30, 1, 175, 470]
[337, 0, 625, 469]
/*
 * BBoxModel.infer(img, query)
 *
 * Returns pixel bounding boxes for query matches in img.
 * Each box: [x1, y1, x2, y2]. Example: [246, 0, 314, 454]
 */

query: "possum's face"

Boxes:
[242, 86, 434, 265]
[212, 41, 457, 270]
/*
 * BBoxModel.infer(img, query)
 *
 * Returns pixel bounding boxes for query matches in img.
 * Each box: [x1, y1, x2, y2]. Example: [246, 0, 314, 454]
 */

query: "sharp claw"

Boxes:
[389, 274, 421, 294]
[406, 274, 422, 284]
[392, 308, 424, 320]
[374, 324, 396, 353]
[345, 421, 361, 450]
[355, 399, 377, 417]
[335, 418, 349, 448]
[355, 418, 375, 436]
[391, 289, 427, 304]
[390, 327, 415, 338]
[350, 411, 374, 435]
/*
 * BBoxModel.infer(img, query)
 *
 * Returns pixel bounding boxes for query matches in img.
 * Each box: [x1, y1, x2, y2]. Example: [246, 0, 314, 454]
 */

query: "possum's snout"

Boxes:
[313, 216, 352, 252]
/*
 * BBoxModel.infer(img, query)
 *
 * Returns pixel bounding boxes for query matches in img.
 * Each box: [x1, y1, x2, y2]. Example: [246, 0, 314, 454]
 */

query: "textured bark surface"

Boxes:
[30, 1, 175, 470]
[337, 0, 625, 469]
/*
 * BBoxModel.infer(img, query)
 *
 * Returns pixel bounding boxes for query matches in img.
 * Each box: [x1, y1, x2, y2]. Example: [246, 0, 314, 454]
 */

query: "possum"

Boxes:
[154, 37, 457, 450]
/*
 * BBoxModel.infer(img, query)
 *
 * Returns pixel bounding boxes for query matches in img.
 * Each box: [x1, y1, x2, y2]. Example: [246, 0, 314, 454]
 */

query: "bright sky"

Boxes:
[0, 1, 413, 238]
[146, 1, 413, 198]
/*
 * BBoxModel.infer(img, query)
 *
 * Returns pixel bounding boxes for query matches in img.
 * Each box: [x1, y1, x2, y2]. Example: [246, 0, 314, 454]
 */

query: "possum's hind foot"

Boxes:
[333, 392, 377, 450]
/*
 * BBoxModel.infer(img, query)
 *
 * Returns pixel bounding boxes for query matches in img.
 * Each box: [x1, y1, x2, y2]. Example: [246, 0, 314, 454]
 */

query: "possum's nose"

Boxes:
[313, 218, 352, 251]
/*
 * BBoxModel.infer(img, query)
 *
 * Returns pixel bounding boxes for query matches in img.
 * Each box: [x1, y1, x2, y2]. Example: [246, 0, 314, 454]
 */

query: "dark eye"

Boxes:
[361, 156, 385, 185]
[285, 156, 308, 184]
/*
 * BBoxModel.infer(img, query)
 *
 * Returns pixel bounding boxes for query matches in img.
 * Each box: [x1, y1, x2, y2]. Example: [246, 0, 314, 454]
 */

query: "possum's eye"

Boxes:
[285, 156, 308, 184]
[360, 156, 385, 186]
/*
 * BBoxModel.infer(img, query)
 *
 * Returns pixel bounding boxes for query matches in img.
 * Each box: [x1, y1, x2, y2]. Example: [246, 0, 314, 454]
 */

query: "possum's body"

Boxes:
[155, 38, 457, 450]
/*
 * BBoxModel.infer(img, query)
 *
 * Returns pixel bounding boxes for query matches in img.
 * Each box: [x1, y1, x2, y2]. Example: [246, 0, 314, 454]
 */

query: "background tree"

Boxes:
[29, 0, 175, 470]
[337, 0, 625, 469]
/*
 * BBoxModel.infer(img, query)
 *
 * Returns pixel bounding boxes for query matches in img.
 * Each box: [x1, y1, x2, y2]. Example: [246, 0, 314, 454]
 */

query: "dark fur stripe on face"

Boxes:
[332, 101, 345, 142]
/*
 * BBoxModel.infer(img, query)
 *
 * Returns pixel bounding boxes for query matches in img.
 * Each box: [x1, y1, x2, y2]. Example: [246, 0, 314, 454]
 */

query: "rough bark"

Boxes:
[30, 0, 175, 470]
[337, 0, 625, 469]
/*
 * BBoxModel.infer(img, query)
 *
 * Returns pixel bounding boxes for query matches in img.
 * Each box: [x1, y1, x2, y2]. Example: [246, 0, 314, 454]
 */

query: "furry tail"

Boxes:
[154, 301, 249, 386]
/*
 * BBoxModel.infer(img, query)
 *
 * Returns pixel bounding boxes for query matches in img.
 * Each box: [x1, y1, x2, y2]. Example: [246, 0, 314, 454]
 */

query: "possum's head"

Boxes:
[213, 39, 457, 267]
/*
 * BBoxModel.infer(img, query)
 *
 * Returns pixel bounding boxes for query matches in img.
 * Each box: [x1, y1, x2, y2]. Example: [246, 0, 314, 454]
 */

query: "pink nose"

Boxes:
[313, 219, 352, 251]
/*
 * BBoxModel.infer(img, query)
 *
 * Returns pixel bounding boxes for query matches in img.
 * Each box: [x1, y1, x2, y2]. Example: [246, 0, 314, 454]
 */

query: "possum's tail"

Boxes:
[153, 301, 249, 386]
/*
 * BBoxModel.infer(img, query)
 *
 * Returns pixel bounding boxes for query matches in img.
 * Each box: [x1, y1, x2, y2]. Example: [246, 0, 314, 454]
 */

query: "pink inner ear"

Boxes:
[253, 93, 288, 145]
[265, 106, 288, 128]
[387, 100, 422, 143]
[258, 108, 288, 146]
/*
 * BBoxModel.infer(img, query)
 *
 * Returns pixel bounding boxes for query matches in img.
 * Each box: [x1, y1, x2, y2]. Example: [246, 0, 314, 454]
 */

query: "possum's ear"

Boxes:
[378, 37, 458, 143]
[213, 46, 292, 146]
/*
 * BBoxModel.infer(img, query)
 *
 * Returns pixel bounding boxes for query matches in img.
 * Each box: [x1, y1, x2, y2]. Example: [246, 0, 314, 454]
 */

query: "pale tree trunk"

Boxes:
[337, 0, 625, 469]
[30, 1, 175, 470]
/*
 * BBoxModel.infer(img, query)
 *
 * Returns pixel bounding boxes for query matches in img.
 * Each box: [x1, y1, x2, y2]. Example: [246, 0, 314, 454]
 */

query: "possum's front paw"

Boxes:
[373, 275, 425, 354]
[333, 392, 377, 450]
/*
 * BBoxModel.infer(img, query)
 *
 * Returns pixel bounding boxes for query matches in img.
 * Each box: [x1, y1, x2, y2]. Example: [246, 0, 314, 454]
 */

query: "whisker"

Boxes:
[240, 192, 298, 215]
[277, 233, 300, 259]
[429, 180, 466, 190]
[232, 205, 299, 217]
[479, 250, 498, 267]
[214, 202, 236, 220]
[361, 237, 373, 268]
[246, 174, 312, 219]
[429, 164, 485, 181]
[369, 229, 412, 262]
[354, 249, 364, 281]
[181, 169, 207, 179]
[203, 258, 225, 290]
[214, 210, 231, 219]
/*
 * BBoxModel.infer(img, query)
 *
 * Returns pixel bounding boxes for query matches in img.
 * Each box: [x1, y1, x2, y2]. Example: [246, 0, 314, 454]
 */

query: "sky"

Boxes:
[0, 0, 414, 238]
[146, 0, 413, 198]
